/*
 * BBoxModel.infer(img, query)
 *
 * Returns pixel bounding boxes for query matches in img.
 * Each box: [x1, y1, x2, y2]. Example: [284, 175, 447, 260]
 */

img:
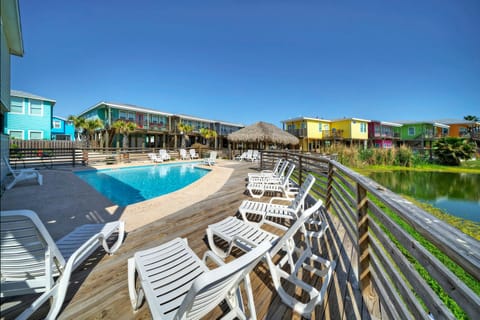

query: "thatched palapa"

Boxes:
[228, 121, 299, 146]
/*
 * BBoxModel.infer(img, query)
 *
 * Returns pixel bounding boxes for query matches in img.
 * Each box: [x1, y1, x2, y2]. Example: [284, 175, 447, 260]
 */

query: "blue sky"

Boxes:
[12, 0, 480, 126]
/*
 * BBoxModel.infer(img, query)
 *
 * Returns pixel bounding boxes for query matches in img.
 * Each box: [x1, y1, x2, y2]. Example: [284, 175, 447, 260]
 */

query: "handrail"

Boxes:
[260, 150, 480, 319]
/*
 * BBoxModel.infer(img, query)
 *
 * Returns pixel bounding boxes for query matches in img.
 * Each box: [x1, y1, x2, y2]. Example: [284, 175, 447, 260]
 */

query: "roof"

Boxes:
[78, 101, 174, 117]
[1, 0, 24, 56]
[395, 120, 450, 128]
[282, 116, 331, 123]
[370, 120, 403, 127]
[11, 90, 56, 105]
[331, 117, 371, 123]
[431, 118, 480, 125]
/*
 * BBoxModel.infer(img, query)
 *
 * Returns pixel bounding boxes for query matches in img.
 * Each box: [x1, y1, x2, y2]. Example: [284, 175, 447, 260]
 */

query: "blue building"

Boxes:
[52, 116, 75, 140]
[5, 90, 56, 140]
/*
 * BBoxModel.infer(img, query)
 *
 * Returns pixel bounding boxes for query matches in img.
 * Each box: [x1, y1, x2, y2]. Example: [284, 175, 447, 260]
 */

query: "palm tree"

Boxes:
[464, 115, 479, 122]
[67, 115, 86, 141]
[84, 119, 104, 147]
[112, 120, 137, 149]
[199, 128, 218, 149]
[177, 121, 193, 148]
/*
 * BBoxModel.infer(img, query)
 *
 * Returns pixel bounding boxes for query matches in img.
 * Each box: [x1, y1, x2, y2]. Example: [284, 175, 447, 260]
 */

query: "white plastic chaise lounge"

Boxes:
[159, 149, 171, 161]
[240, 174, 328, 240]
[189, 148, 199, 159]
[246, 161, 296, 198]
[148, 153, 163, 163]
[128, 237, 270, 320]
[206, 200, 335, 319]
[179, 148, 189, 160]
[0, 209, 125, 320]
[3, 155, 43, 190]
[202, 151, 217, 166]
[247, 158, 287, 182]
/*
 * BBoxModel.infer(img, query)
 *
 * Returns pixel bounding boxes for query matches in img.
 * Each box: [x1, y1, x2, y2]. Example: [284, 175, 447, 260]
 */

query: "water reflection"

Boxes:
[368, 171, 480, 222]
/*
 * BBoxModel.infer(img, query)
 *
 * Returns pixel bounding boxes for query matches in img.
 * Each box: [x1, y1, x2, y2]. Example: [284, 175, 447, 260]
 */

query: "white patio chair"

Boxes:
[128, 237, 270, 320]
[206, 200, 335, 319]
[240, 174, 326, 236]
[246, 162, 296, 198]
[148, 153, 163, 163]
[3, 155, 43, 190]
[159, 149, 171, 161]
[189, 148, 199, 159]
[202, 151, 217, 166]
[247, 158, 287, 182]
[179, 148, 189, 160]
[0, 210, 125, 320]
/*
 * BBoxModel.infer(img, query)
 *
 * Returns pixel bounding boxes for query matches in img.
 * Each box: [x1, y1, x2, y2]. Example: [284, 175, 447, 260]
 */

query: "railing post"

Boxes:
[325, 161, 334, 210]
[357, 182, 376, 310]
[72, 148, 76, 167]
[298, 154, 303, 186]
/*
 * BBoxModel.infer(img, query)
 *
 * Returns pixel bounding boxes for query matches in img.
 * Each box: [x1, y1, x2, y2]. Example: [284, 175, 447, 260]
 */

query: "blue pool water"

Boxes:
[75, 163, 210, 206]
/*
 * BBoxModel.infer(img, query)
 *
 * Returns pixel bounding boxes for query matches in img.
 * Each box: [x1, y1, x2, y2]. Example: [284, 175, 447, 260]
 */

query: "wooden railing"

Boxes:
[260, 150, 480, 319]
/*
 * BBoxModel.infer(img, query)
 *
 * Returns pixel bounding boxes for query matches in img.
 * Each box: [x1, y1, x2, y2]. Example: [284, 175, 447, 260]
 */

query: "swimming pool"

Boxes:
[75, 163, 210, 206]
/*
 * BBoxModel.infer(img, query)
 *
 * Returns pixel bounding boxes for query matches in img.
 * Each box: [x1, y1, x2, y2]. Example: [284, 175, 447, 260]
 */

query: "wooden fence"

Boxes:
[260, 150, 479, 319]
[6, 145, 226, 168]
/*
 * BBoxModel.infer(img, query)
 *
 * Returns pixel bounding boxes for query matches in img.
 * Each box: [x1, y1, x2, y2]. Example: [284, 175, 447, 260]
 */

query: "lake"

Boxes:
[367, 171, 480, 223]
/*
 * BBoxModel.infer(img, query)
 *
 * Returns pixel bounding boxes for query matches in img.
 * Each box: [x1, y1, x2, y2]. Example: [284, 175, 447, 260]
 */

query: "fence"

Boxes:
[260, 150, 479, 319]
[6, 142, 227, 168]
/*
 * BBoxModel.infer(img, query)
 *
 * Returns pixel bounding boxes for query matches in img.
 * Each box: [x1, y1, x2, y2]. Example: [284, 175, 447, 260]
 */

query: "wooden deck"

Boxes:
[1, 161, 370, 320]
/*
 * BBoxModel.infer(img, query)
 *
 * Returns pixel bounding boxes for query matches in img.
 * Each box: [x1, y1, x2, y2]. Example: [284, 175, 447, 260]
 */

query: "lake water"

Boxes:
[367, 171, 480, 223]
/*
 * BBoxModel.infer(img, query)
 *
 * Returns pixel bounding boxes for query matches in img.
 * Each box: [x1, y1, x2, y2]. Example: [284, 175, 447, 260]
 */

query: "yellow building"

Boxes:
[330, 118, 370, 146]
[282, 117, 331, 151]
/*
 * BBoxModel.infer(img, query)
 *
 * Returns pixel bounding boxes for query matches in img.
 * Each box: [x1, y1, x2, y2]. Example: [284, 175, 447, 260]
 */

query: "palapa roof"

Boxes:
[228, 121, 299, 145]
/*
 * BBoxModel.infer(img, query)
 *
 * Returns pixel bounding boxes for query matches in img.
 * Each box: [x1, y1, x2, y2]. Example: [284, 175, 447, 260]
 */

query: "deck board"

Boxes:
[1, 161, 368, 320]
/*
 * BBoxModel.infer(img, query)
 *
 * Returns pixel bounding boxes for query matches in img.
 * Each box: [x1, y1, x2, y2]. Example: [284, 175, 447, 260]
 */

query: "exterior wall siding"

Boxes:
[0, 25, 11, 112]
[6, 97, 53, 140]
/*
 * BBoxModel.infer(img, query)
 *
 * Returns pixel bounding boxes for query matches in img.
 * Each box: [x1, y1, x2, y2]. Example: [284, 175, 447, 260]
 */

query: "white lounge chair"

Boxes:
[246, 162, 296, 198]
[179, 148, 189, 160]
[159, 149, 171, 161]
[128, 237, 270, 320]
[0, 210, 125, 320]
[148, 153, 163, 163]
[240, 174, 325, 234]
[189, 148, 199, 159]
[247, 158, 287, 182]
[3, 155, 43, 190]
[202, 151, 217, 166]
[206, 200, 335, 319]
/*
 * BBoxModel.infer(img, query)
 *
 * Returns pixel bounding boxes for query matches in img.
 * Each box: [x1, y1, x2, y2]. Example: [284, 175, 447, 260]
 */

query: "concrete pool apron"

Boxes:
[90, 160, 236, 232]
[0, 160, 238, 238]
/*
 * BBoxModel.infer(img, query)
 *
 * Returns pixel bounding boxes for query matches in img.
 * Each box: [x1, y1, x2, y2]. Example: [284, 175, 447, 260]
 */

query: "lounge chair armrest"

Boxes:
[268, 196, 293, 204]
[231, 235, 262, 249]
[203, 250, 226, 267]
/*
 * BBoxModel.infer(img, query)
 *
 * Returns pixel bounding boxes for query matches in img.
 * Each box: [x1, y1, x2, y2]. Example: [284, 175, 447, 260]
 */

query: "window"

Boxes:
[9, 130, 23, 140]
[53, 120, 61, 128]
[408, 127, 415, 136]
[151, 115, 159, 123]
[29, 101, 43, 116]
[459, 127, 468, 136]
[128, 112, 135, 121]
[323, 124, 330, 131]
[29, 131, 43, 140]
[360, 123, 367, 133]
[119, 110, 127, 119]
[10, 99, 24, 114]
